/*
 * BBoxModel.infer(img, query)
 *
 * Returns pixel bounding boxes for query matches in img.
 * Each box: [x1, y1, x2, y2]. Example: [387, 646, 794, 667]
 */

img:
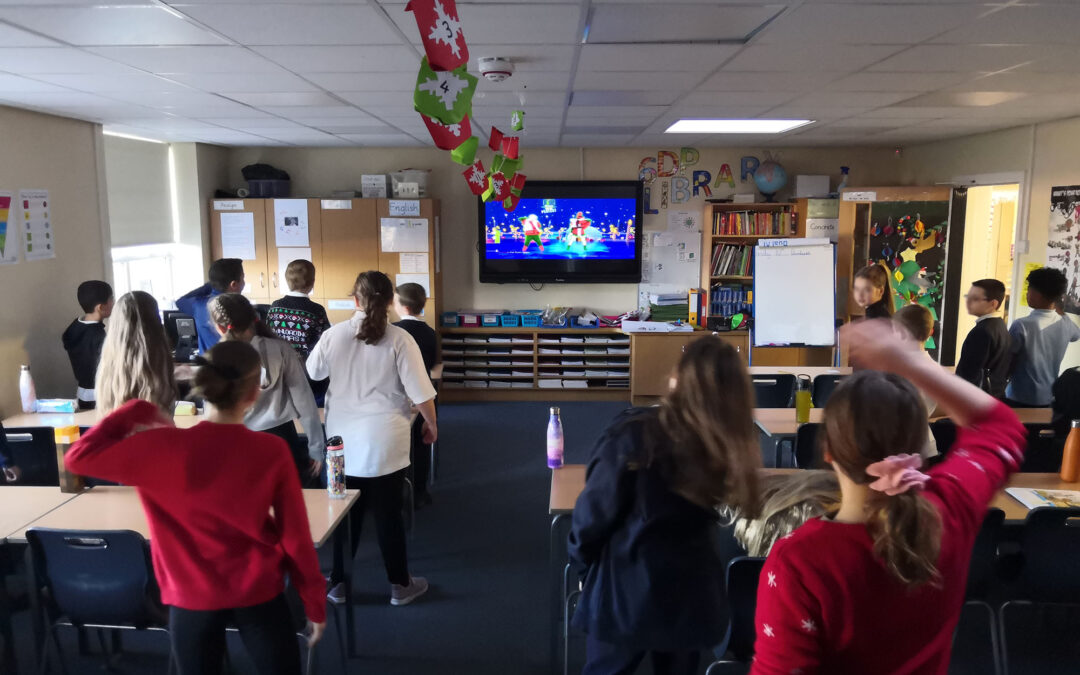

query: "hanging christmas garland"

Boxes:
[405, 0, 527, 212]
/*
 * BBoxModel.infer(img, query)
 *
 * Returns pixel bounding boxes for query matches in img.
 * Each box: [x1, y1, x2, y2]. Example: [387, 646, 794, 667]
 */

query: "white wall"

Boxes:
[224, 144, 903, 314]
[0, 106, 108, 415]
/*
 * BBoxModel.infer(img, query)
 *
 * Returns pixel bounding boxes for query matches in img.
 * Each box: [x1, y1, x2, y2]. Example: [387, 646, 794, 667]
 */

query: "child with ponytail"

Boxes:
[66, 341, 326, 675]
[750, 319, 1027, 675]
[209, 293, 325, 486]
[853, 262, 895, 319]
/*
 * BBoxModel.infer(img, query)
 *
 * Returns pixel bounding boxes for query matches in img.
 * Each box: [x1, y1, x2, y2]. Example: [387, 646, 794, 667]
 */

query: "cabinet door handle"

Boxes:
[272, 272, 278, 288]
[259, 272, 265, 288]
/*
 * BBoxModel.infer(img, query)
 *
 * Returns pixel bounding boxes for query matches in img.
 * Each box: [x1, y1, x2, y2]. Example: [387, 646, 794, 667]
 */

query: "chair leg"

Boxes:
[986, 604, 1002, 675]
[330, 604, 347, 670]
[403, 477, 415, 536]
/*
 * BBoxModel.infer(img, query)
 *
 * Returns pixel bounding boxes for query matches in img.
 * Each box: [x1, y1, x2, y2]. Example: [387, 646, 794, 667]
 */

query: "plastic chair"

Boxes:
[951, 509, 1004, 675]
[751, 375, 796, 408]
[2, 427, 59, 486]
[811, 374, 843, 408]
[931, 419, 958, 455]
[1000, 507, 1080, 675]
[26, 528, 172, 674]
[706, 556, 766, 674]
[793, 423, 822, 469]
[1019, 424, 1059, 473]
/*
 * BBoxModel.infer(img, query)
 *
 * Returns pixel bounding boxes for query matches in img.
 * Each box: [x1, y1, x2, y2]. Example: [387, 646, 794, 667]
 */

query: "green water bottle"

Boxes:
[795, 374, 812, 424]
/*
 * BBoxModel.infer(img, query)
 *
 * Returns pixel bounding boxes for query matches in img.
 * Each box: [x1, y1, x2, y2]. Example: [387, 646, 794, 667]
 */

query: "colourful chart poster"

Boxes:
[1048, 185, 1080, 312]
[20, 189, 53, 261]
[0, 191, 16, 265]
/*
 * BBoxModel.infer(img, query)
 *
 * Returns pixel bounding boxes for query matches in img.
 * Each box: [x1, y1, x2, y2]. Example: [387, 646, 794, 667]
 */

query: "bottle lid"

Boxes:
[550, 406, 560, 415]
[1072, 419, 1080, 429]
[326, 435, 344, 449]
[54, 425, 80, 444]
[20, 364, 28, 370]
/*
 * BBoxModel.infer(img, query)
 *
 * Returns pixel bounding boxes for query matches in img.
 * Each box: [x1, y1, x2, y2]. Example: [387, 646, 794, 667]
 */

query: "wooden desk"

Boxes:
[3, 408, 328, 434]
[0, 487, 79, 543]
[549, 465, 587, 515]
[748, 367, 852, 378]
[990, 473, 1078, 522]
[753, 407, 1052, 439]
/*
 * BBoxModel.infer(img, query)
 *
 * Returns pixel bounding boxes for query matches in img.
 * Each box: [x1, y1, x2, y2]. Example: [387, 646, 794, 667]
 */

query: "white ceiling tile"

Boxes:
[0, 91, 123, 108]
[478, 71, 570, 91]
[168, 70, 319, 94]
[260, 104, 362, 119]
[756, 3, 976, 45]
[573, 70, 701, 91]
[0, 73, 69, 93]
[178, 5, 401, 46]
[306, 72, 419, 92]
[310, 123, 397, 134]
[388, 3, 581, 46]
[336, 91, 412, 107]
[724, 44, 904, 73]
[33, 71, 192, 93]
[338, 133, 424, 146]
[1, 6, 225, 46]
[571, 90, 678, 106]
[578, 44, 741, 72]
[87, 46, 284, 74]
[895, 91, 1029, 108]
[699, 71, 844, 92]
[763, 106, 872, 121]
[587, 4, 781, 43]
[467, 44, 574, 72]
[860, 106, 988, 119]
[868, 45, 1045, 73]
[0, 47, 133, 73]
[560, 134, 636, 146]
[680, 91, 797, 107]
[105, 90, 235, 107]
[951, 71, 1080, 94]
[0, 22, 61, 47]
[785, 91, 921, 108]
[474, 90, 565, 106]
[930, 6, 1080, 45]
[222, 92, 343, 107]
[827, 117, 926, 129]
[823, 72, 978, 93]
[252, 45, 421, 73]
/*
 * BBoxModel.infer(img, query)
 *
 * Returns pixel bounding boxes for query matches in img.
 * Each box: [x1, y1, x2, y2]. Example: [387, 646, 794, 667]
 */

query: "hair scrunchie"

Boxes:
[866, 454, 930, 496]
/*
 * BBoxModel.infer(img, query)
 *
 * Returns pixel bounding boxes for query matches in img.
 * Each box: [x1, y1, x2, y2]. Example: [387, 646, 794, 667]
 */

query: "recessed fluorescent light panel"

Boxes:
[103, 129, 166, 144]
[665, 119, 813, 134]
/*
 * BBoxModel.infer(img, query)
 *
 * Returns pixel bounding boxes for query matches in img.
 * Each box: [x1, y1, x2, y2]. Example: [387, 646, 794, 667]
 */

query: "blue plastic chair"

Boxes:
[752, 375, 796, 408]
[706, 556, 765, 674]
[2, 427, 59, 487]
[26, 528, 171, 674]
[950, 509, 1005, 675]
[811, 374, 844, 408]
[793, 423, 822, 469]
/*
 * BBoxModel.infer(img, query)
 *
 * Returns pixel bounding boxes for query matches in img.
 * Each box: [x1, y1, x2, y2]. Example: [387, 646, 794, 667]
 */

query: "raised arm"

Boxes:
[65, 399, 175, 486]
[283, 346, 325, 462]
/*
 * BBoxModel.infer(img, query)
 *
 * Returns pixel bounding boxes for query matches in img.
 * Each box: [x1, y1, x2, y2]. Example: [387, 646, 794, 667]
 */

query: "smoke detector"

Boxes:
[478, 57, 514, 83]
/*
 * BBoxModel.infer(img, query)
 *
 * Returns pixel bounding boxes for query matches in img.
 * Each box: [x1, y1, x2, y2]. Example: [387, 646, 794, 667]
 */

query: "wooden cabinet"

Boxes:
[629, 332, 735, 404]
[264, 199, 324, 301]
[321, 200, 378, 324]
[209, 200, 271, 302]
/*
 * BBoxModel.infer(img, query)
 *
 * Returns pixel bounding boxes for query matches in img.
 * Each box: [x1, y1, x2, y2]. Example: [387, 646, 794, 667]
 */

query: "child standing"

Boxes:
[569, 338, 762, 674]
[95, 291, 176, 416]
[66, 341, 325, 675]
[177, 258, 245, 354]
[61, 280, 113, 410]
[392, 283, 438, 508]
[750, 319, 1026, 674]
[1006, 267, 1080, 407]
[892, 304, 940, 457]
[852, 263, 894, 319]
[210, 293, 325, 486]
[956, 279, 1011, 398]
[268, 259, 331, 361]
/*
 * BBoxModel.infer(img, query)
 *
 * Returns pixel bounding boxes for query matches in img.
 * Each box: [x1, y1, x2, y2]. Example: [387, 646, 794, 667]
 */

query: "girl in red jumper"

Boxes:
[750, 319, 1026, 675]
[67, 340, 326, 675]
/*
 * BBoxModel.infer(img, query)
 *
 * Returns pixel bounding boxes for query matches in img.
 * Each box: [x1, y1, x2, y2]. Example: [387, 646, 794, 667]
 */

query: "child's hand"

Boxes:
[128, 409, 175, 437]
[422, 421, 438, 445]
[842, 319, 924, 374]
[307, 459, 322, 480]
[306, 620, 326, 647]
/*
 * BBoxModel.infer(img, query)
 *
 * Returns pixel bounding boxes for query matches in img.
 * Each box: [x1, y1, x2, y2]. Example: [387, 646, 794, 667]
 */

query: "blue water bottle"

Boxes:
[547, 406, 564, 469]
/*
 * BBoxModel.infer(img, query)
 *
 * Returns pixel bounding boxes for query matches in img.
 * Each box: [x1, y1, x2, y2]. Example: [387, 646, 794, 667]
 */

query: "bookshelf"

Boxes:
[701, 202, 801, 325]
[439, 327, 631, 401]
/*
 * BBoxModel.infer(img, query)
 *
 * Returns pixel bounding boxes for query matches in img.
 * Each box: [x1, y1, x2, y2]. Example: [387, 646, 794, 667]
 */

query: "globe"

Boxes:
[753, 160, 788, 201]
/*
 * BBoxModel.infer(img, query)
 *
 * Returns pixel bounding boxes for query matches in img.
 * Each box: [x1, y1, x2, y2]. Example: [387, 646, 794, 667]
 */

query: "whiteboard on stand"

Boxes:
[754, 238, 836, 347]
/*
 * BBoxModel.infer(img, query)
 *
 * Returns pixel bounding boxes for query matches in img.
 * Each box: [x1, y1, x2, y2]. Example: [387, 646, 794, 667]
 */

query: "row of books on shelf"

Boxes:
[712, 209, 796, 236]
[710, 284, 752, 317]
[711, 244, 753, 277]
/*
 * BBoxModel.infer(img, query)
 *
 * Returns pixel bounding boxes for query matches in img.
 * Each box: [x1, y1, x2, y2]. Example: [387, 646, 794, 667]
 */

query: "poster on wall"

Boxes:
[805, 199, 839, 243]
[20, 189, 54, 261]
[220, 212, 256, 260]
[1048, 186, 1080, 312]
[273, 199, 309, 247]
[0, 191, 17, 265]
[866, 200, 950, 357]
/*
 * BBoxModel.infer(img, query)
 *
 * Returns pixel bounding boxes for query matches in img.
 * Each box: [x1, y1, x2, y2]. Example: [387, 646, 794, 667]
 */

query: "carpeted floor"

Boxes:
[4, 400, 630, 675]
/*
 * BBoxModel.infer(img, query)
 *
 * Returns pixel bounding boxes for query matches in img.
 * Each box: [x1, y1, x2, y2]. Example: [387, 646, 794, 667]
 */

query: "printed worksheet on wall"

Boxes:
[20, 189, 53, 261]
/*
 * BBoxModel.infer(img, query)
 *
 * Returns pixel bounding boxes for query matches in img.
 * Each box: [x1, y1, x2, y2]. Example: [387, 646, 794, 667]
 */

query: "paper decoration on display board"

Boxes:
[1048, 186, 1080, 312]
[406, 0, 527, 211]
[0, 192, 16, 265]
[405, 0, 468, 71]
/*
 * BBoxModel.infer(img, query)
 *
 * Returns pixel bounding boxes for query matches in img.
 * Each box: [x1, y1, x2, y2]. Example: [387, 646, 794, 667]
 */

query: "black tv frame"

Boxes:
[477, 180, 644, 284]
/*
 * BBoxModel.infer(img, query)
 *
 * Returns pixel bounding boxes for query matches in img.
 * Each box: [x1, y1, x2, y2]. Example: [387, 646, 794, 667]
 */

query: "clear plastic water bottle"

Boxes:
[326, 436, 346, 499]
[19, 365, 36, 413]
[547, 407, 564, 469]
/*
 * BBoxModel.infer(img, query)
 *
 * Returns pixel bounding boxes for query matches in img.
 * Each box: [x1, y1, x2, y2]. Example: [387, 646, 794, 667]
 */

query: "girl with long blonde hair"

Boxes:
[94, 291, 175, 416]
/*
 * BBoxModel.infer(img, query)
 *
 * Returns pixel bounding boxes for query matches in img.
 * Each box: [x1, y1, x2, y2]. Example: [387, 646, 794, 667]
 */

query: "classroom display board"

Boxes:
[1049, 185, 1080, 312]
[753, 239, 836, 347]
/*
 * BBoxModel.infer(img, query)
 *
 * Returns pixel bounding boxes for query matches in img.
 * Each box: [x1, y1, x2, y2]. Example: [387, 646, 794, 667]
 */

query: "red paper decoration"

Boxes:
[404, 0, 469, 72]
[462, 160, 488, 196]
[420, 113, 472, 150]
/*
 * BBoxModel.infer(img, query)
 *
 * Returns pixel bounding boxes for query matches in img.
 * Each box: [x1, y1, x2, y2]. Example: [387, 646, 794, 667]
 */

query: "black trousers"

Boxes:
[262, 421, 317, 488]
[340, 469, 410, 586]
[409, 416, 430, 500]
[583, 635, 700, 675]
[169, 594, 300, 675]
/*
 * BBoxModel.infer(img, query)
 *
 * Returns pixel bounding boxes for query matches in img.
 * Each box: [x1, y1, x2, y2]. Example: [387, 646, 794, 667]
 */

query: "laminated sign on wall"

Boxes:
[20, 189, 53, 261]
[380, 218, 429, 252]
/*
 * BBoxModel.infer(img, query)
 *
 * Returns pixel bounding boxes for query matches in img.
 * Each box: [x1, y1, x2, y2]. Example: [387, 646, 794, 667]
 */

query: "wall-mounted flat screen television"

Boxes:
[478, 180, 643, 283]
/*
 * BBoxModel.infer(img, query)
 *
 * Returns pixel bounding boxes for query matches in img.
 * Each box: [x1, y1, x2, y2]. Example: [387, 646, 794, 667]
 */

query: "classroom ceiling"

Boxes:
[0, 1, 1079, 148]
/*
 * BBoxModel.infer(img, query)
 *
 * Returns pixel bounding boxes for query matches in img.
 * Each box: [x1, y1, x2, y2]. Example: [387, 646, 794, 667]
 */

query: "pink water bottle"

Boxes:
[326, 436, 346, 498]
[547, 407, 564, 469]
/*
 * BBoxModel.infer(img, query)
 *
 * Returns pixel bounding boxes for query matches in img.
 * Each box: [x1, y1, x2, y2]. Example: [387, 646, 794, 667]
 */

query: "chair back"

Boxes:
[793, 423, 822, 469]
[930, 419, 958, 456]
[1018, 507, 1080, 603]
[965, 508, 1004, 601]
[752, 375, 795, 408]
[811, 374, 843, 408]
[2, 427, 59, 486]
[723, 556, 766, 662]
[26, 528, 165, 628]
[1020, 424, 1059, 473]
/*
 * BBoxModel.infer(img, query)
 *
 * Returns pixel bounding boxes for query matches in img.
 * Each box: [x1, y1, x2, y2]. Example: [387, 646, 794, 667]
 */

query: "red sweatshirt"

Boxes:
[751, 401, 1026, 675]
[66, 399, 327, 624]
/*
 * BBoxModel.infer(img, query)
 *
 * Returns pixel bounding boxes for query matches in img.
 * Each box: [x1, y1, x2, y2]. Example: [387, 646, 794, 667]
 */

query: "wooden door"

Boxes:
[265, 199, 324, 305]
[321, 199, 379, 324]
[209, 199, 270, 303]
[376, 199, 441, 329]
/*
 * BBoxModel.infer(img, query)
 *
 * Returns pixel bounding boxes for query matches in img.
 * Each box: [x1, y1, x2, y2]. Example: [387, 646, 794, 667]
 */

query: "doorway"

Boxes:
[947, 183, 1020, 364]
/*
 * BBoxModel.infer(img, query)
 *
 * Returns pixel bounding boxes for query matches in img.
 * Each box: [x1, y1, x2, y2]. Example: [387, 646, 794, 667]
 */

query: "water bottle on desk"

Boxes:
[326, 436, 346, 498]
[547, 407, 564, 469]
[1061, 420, 1080, 482]
[19, 365, 36, 413]
[55, 425, 85, 493]
[795, 375, 812, 424]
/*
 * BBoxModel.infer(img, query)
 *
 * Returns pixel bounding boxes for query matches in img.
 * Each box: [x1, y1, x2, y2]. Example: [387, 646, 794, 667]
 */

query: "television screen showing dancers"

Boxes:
[482, 197, 636, 260]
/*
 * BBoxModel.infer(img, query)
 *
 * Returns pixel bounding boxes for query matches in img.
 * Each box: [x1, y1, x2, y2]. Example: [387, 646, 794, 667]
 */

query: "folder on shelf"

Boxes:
[464, 338, 488, 344]
[511, 381, 533, 389]
[607, 347, 630, 355]
[539, 348, 561, 354]
[488, 380, 512, 389]
[444, 370, 464, 377]
[564, 370, 585, 377]
[585, 370, 607, 377]
[488, 337, 512, 343]
[562, 380, 588, 389]
[465, 359, 487, 366]
[512, 370, 533, 377]
[538, 379, 562, 389]
[538, 339, 561, 345]
[442, 348, 464, 356]
[583, 337, 609, 344]
[442, 360, 464, 367]
[584, 347, 607, 354]
[607, 370, 629, 377]
[559, 337, 585, 343]
[441, 338, 464, 344]
[511, 360, 533, 366]
[561, 359, 585, 366]
[561, 347, 584, 354]
[586, 359, 607, 366]
[464, 380, 488, 388]
[511, 338, 533, 344]
[511, 349, 533, 355]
